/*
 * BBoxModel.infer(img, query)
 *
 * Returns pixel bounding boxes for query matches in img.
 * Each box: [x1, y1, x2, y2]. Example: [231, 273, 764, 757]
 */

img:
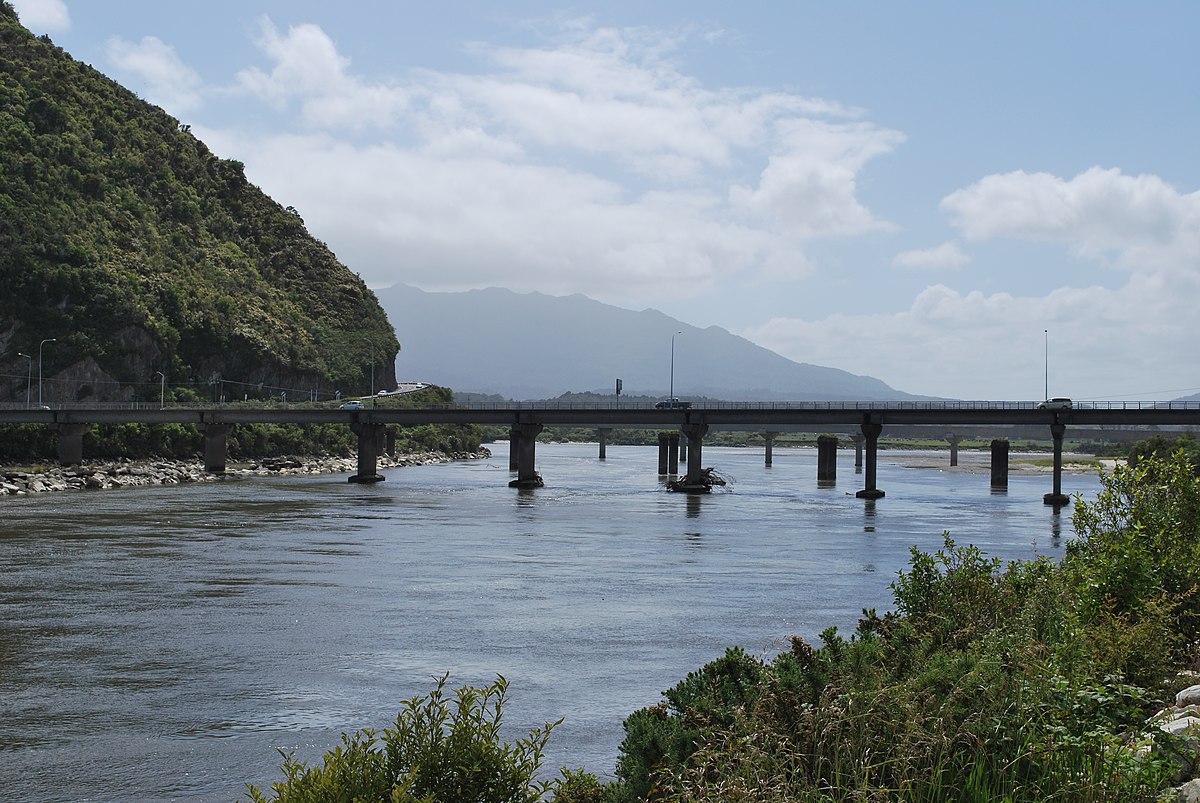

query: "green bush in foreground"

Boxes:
[245, 674, 564, 803]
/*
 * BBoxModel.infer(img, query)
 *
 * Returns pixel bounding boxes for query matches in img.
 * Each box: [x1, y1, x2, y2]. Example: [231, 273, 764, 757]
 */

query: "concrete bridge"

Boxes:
[1, 401, 1197, 504]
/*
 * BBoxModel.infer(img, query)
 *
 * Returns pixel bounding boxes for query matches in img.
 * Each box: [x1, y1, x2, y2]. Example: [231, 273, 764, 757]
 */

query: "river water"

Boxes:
[0, 443, 1101, 801]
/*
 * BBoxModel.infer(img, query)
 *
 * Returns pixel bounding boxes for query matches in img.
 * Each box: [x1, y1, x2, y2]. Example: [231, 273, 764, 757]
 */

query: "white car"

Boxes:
[339, 400, 365, 410]
[1038, 397, 1073, 409]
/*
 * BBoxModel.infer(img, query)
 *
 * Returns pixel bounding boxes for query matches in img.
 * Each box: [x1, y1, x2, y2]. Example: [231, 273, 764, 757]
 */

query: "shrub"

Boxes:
[245, 675, 562, 803]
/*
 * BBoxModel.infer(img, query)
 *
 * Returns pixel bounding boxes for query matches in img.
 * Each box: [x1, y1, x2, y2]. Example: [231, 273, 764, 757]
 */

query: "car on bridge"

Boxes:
[655, 398, 692, 409]
[339, 400, 365, 410]
[1038, 397, 1073, 409]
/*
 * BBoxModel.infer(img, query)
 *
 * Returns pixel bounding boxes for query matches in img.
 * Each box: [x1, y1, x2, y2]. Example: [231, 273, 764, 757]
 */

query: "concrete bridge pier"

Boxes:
[851, 434, 864, 473]
[763, 431, 777, 467]
[855, 421, 884, 499]
[349, 421, 387, 484]
[1043, 422, 1071, 506]
[990, 439, 1009, 491]
[54, 423, 90, 466]
[657, 433, 670, 475]
[678, 435, 687, 463]
[817, 434, 838, 486]
[679, 423, 709, 491]
[508, 426, 519, 471]
[668, 433, 679, 475]
[508, 422, 544, 488]
[597, 428, 611, 460]
[199, 422, 233, 473]
[947, 434, 961, 467]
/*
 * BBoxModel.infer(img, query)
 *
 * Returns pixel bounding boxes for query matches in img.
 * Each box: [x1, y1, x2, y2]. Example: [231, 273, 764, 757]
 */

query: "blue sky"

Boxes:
[12, 0, 1200, 400]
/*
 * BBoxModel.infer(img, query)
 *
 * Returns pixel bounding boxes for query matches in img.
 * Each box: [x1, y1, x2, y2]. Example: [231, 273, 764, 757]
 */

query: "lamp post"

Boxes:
[38, 338, 56, 406]
[1043, 329, 1049, 401]
[17, 352, 32, 408]
[156, 371, 166, 409]
[669, 331, 682, 400]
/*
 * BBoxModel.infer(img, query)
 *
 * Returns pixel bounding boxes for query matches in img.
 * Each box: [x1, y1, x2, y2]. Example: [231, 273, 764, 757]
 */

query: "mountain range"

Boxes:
[376, 284, 922, 401]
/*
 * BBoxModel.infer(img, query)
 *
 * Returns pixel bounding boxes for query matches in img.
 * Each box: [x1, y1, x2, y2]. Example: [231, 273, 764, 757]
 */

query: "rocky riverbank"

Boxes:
[0, 449, 491, 496]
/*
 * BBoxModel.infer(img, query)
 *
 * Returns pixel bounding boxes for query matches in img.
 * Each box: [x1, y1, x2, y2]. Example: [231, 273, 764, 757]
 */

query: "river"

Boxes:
[0, 443, 1101, 801]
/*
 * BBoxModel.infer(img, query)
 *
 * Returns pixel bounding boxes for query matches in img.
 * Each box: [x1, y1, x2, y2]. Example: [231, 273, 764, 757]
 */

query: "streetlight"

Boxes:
[364, 340, 376, 406]
[1043, 329, 1049, 401]
[156, 371, 166, 409]
[17, 352, 32, 408]
[669, 331, 682, 401]
[38, 338, 56, 406]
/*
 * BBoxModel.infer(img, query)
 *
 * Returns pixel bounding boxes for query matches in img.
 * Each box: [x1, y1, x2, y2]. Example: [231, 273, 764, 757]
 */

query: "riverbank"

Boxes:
[889, 449, 1119, 475]
[0, 448, 491, 496]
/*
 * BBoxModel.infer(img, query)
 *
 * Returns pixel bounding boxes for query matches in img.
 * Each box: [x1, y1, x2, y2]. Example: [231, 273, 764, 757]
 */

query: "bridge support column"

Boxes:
[851, 434, 864, 472]
[508, 427, 519, 471]
[1043, 422, 1071, 506]
[199, 422, 233, 474]
[678, 435, 687, 463]
[668, 433, 680, 475]
[658, 433, 670, 475]
[597, 428, 611, 460]
[990, 439, 1009, 491]
[817, 434, 838, 486]
[508, 423, 544, 488]
[53, 423, 89, 466]
[855, 421, 884, 499]
[386, 427, 397, 458]
[763, 431, 777, 467]
[678, 423, 709, 491]
[947, 434, 961, 467]
[349, 422, 387, 484]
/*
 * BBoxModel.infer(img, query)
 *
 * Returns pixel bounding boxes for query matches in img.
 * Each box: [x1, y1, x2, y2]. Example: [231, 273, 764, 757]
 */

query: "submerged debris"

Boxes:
[667, 467, 727, 494]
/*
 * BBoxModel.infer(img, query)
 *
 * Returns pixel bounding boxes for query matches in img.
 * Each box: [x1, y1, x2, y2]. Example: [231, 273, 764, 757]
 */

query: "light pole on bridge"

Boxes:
[38, 338, 56, 407]
[670, 331, 682, 400]
[156, 371, 166, 409]
[17, 352, 32, 408]
[1043, 329, 1049, 401]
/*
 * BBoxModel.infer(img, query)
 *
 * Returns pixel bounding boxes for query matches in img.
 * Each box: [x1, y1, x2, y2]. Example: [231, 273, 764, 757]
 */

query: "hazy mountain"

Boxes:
[378, 284, 922, 401]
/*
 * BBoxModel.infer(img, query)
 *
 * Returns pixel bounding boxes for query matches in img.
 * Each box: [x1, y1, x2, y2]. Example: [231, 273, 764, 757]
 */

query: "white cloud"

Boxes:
[206, 18, 900, 294]
[892, 241, 969, 270]
[941, 167, 1200, 275]
[739, 275, 1196, 401]
[233, 17, 408, 129]
[741, 165, 1200, 400]
[105, 36, 202, 113]
[9, 0, 69, 32]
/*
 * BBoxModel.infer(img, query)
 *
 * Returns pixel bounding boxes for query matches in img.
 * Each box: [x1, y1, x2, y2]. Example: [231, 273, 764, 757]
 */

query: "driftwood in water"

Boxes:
[667, 467, 726, 493]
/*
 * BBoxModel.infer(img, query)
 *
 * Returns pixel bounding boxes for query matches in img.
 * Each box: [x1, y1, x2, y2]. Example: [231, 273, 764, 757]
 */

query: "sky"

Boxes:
[11, 0, 1200, 401]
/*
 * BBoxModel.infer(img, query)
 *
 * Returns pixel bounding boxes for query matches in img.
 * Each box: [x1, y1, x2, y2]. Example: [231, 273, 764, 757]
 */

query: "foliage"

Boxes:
[0, 8, 398, 402]
[602, 452, 1200, 801]
[1067, 448, 1200, 668]
[1127, 434, 1200, 475]
[245, 674, 562, 803]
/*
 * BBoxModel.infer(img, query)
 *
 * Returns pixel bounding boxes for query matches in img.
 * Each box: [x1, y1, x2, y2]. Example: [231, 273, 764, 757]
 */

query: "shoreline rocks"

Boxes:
[0, 449, 491, 496]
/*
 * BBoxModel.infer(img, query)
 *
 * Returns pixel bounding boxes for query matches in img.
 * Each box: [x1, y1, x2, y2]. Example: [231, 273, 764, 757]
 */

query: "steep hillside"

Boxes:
[0, 4, 398, 403]
[378, 283, 921, 401]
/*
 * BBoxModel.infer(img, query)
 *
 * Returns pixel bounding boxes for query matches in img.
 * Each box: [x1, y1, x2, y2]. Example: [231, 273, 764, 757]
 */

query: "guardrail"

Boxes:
[1, 400, 1199, 412]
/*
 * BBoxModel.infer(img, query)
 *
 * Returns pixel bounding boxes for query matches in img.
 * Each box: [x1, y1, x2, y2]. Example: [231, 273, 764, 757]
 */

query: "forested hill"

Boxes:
[0, 3, 398, 404]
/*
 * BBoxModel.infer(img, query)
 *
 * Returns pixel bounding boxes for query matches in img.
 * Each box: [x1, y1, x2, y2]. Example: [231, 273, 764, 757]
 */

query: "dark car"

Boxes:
[655, 398, 691, 409]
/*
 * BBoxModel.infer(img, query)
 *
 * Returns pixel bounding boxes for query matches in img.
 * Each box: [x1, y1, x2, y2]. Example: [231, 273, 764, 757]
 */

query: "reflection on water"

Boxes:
[0, 444, 1102, 801]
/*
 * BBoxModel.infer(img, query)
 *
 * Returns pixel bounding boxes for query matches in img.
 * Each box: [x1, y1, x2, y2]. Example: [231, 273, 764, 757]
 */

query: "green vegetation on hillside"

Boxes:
[247, 449, 1200, 801]
[0, 3, 398, 402]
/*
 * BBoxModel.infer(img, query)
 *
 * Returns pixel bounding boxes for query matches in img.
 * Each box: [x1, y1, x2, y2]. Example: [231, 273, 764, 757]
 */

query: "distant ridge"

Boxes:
[376, 284, 924, 401]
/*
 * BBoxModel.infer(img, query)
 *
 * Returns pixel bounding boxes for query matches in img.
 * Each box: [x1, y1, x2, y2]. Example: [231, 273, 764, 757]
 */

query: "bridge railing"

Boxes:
[2, 399, 1199, 412]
